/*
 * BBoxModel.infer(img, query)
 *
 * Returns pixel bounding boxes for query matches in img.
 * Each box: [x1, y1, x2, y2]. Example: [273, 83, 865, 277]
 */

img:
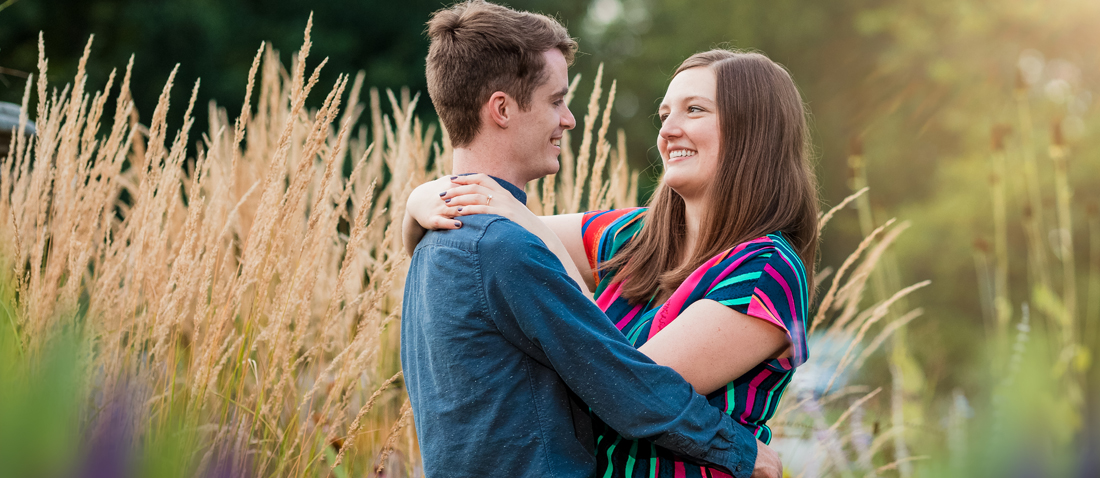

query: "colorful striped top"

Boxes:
[581, 208, 810, 478]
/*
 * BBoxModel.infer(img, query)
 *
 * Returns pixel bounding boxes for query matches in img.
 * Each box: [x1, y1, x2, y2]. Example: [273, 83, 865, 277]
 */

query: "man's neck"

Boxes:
[451, 139, 528, 189]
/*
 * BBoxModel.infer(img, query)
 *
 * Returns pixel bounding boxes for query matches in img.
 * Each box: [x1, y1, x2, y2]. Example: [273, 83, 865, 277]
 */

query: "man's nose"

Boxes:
[561, 107, 576, 130]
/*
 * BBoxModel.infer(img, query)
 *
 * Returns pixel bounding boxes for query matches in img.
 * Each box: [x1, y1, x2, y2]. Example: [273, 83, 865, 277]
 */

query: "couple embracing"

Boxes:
[400, 1, 818, 477]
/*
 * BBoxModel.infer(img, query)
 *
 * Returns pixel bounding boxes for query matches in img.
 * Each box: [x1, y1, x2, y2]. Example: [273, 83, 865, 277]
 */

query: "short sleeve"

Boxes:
[580, 208, 646, 287]
[703, 237, 810, 371]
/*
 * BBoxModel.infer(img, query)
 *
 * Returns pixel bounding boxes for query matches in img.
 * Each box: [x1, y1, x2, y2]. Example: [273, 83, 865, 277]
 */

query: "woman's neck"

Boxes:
[681, 196, 706, 262]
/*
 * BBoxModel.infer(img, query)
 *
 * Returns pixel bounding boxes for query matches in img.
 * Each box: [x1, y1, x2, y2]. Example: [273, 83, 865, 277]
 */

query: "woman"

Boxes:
[407, 49, 818, 477]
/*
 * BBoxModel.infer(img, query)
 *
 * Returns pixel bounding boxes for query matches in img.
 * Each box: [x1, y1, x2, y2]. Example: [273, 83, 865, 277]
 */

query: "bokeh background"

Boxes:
[3, 0, 1100, 475]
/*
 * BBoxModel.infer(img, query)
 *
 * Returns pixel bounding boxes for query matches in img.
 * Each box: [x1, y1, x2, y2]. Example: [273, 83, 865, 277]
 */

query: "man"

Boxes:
[400, 2, 781, 477]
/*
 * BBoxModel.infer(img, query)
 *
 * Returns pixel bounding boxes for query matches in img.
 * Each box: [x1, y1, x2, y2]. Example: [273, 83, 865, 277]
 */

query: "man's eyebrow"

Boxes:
[551, 87, 569, 98]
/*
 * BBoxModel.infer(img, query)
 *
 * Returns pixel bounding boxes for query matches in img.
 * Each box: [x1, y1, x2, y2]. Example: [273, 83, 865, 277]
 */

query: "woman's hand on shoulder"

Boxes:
[442, 174, 540, 231]
[408, 176, 465, 231]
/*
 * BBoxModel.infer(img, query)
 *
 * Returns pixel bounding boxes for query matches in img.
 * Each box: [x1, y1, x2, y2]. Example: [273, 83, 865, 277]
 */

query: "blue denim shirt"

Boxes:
[401, 178, 757, 478]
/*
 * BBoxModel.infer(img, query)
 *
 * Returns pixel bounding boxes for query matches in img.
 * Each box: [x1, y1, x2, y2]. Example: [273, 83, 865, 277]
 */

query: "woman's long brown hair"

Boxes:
[603, 50, 820, 305]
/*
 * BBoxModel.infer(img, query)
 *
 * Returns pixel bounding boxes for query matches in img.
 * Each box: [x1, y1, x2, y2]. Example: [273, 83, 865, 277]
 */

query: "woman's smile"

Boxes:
[657, 66, 720, 199]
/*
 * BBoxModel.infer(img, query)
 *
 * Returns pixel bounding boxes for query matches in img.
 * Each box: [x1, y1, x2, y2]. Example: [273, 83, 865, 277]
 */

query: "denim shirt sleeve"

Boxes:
[477, 219, 757, 478]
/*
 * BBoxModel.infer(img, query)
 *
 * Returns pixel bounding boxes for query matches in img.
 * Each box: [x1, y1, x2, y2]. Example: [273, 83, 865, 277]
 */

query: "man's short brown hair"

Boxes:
[426, 1, 577, 146]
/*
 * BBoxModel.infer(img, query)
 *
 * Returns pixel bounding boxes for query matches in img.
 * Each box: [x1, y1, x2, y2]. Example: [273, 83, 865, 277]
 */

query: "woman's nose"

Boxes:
[659, 116, 681, 139]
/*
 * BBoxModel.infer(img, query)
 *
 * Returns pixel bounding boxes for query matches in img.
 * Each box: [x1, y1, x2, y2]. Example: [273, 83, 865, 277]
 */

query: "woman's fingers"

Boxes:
[452, 205, 491, 216]
[431, 215, 463, 229]
[447, 173, 501, 189]
[440, 184, 498, 203]
[441, 192, 496, 208]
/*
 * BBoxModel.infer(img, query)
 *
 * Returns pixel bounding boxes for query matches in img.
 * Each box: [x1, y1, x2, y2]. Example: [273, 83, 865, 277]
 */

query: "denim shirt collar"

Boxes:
[460, 173, 527, 204]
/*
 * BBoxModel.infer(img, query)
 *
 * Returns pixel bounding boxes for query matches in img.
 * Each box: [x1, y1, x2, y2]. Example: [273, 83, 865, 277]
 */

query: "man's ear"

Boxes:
[486, 91, 511, 129]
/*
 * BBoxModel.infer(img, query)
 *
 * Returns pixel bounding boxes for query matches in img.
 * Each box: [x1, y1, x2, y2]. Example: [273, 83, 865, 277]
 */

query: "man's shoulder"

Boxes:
[477, 216, 547, 257]
[417, 215, 542, 255]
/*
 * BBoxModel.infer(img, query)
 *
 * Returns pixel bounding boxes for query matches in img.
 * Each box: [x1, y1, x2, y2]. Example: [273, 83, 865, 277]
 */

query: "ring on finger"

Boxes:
[486, 194, 493, 206]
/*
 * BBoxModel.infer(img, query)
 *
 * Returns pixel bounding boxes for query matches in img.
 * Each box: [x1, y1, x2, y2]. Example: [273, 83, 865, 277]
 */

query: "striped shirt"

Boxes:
[581, 208, 810, 478]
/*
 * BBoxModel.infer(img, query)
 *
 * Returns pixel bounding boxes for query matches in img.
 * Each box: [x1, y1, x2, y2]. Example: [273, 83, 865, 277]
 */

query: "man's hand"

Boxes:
[751, 439, 783, 478]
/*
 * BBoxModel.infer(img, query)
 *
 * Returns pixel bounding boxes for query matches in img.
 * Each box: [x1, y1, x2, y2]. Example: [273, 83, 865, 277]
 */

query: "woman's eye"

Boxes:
[659, 113, 669, 122]
[688, 106, 704, 113]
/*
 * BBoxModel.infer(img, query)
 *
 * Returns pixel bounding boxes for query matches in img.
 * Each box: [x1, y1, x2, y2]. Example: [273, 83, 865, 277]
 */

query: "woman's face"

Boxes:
[657, 66, 720, 201]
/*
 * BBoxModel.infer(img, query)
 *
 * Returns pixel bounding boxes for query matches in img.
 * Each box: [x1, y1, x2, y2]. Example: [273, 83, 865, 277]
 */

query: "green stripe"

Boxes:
[717, 297, 751, 306]
[602, 436, 621, 478]
[625, 439, 639, 477]
[625, 318, 649, 344]
[725, 383, 737, 417]
[713, 271, 762, 291]
[759, 372, 793, 419]
[649, 443, 658, 478]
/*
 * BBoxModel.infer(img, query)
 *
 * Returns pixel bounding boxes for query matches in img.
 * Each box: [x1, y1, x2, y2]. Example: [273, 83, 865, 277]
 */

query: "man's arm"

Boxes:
[479, 220, 763, 478]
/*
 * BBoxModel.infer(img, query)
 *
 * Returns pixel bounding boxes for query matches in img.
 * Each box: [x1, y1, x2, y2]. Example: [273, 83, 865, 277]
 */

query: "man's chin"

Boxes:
[538, 159, 561, 178]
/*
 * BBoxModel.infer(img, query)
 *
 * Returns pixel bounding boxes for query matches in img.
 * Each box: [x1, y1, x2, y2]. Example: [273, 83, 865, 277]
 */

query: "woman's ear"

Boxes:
[486, 91, 510, 129]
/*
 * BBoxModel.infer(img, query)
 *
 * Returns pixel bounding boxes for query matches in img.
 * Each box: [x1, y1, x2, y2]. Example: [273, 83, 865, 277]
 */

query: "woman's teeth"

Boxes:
[669, 150, 696, 159]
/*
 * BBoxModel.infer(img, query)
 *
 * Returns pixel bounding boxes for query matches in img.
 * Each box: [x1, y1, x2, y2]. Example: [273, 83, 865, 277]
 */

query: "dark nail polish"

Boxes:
[439, 191, 446, 197]
[450, 176, 458, 180]
[456, 207, 463, 212]
[444, 198, 451, 203]
[454, 221, 462, 228]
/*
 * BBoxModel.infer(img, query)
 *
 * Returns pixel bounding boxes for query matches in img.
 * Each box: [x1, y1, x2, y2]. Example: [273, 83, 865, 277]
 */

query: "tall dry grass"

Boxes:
[2, 20, 433, 476]
[1, 22, 924, 478]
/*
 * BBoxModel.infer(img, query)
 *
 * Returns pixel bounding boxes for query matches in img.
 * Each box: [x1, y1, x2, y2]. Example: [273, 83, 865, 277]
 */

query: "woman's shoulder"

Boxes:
[727, 232, 804, 267]
[581, 207, 647, 235]
[581, 208, 647, 256]
[709, 232, 808, 293]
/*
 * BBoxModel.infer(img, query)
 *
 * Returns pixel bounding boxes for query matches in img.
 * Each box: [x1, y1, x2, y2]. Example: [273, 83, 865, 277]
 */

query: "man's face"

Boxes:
[509, 49, 576, 183]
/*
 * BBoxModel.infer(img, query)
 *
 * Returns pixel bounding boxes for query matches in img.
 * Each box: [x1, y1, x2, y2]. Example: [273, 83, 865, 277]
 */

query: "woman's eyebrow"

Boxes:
[680, 95, 716, 104]
[659, 95, 716, 109]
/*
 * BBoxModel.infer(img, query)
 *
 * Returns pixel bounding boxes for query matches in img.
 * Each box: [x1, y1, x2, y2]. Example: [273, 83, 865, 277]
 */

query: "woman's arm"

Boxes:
[443, 175, 594, 291]
[528, 213, 594, 292]
[639, 299, 791, 395]
[404, 175, 595, 294]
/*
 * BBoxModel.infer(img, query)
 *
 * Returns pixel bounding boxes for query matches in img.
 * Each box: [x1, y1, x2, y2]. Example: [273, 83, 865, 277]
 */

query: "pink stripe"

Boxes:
[764, 261, 807, 364]
[648, 253, 725, 339]
[749, 291, 790, 334]
[732, 236, 772, 254]
[596, 280, 624, 311]
[674, 460, 687, 478]
[708, 468, 734, 478]
[705, 252, 757, 292]
[651, 242, 777, 340]
[740, 369, 773, 422]
[614, 304, 643, 331]
[770, 251, 811, 364]
[764, 263, 798, 329]
[705, 240, 774, 293]
[774, 247, 800, 282]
